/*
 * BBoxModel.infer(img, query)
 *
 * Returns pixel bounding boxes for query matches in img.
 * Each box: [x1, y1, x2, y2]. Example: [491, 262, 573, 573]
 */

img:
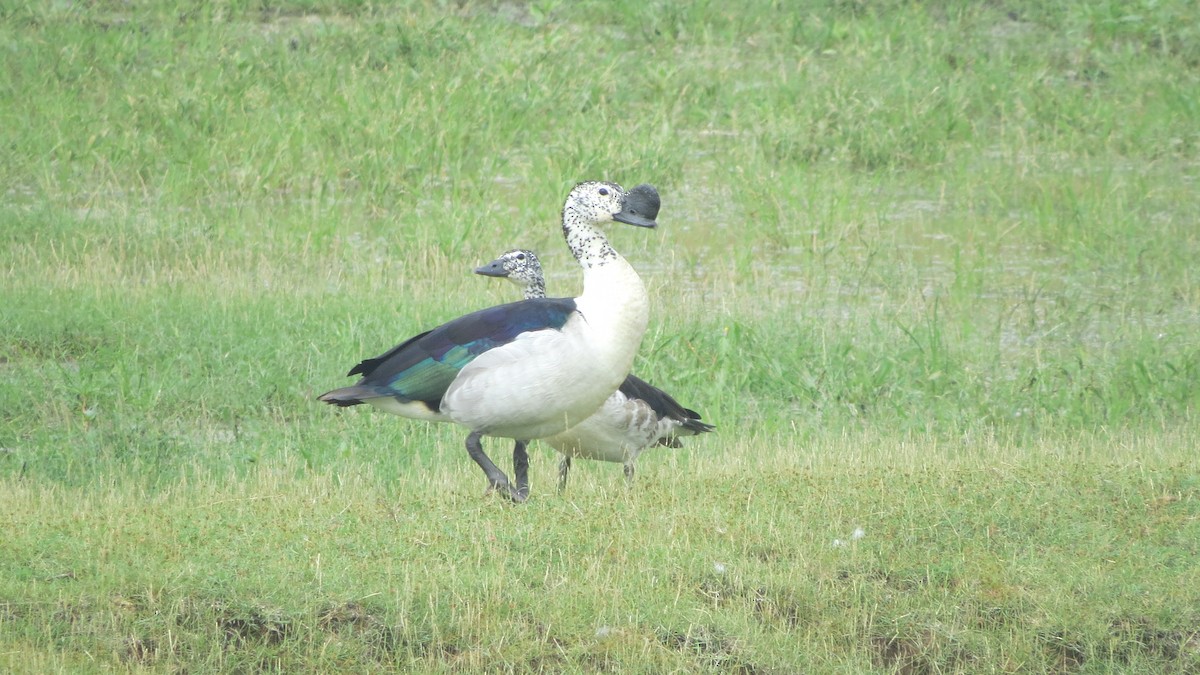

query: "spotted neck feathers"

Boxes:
[562, 204, 620, 270]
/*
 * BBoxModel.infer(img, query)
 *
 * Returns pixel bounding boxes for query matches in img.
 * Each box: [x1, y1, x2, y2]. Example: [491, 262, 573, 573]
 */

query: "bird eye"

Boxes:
[515, 253, 525, 260]
[598, 187, 609, 196]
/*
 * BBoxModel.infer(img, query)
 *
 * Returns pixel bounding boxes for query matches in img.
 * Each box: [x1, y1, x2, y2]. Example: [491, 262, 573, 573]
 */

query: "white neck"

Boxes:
[565, 215, 649, 378]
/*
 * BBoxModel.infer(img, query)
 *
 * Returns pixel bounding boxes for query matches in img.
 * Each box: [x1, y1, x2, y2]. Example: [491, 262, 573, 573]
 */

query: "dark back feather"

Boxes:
[345, 297, 578, 407]
[617, 374, 714, 432]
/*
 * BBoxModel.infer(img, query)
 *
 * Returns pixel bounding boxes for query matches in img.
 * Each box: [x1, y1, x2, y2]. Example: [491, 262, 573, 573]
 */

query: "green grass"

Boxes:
[3, 434, 1199, 672]
[2, 0, 1199, 671]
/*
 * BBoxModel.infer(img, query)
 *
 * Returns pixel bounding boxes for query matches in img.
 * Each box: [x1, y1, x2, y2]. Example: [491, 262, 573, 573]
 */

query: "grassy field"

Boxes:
[2, 0, 1199, 671]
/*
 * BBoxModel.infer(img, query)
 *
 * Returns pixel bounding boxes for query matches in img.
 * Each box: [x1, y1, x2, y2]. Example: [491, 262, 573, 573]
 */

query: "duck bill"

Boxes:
[613, 183, 660, 228]
[474, 260, 509, 277]
[613, 211, 657, 228]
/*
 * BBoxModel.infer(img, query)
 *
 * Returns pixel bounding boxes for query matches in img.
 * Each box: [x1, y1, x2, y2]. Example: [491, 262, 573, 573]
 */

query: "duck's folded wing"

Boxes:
[345, 298, 578, 407]
[618, 374, 715, 435]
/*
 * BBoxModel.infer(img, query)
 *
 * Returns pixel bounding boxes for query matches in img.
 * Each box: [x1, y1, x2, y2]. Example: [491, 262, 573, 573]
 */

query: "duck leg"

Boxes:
[623, 462, 636, 486]
[512, 440, 530, 501]
[557, 456, 572, 493]
[465, 431, 525, 503]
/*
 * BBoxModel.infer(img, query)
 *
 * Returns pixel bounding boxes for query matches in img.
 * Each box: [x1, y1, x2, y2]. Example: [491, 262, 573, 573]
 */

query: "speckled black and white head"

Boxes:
[561, 181, 660, 268]
[474, 249, 547, 300]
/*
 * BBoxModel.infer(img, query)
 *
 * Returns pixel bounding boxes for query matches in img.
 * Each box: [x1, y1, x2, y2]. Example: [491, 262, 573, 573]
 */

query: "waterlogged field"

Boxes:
[2, 0, 1199, 671]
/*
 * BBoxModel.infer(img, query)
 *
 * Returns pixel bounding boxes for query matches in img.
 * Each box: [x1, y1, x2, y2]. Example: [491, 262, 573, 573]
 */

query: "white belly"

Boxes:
[543, 391, 661, 463]
[439, 323, 628, 440]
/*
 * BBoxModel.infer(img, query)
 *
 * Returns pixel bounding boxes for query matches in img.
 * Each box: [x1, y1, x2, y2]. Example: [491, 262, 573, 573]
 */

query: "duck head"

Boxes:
[474, 249, 543, 283]
[563, 181, 660, 230]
